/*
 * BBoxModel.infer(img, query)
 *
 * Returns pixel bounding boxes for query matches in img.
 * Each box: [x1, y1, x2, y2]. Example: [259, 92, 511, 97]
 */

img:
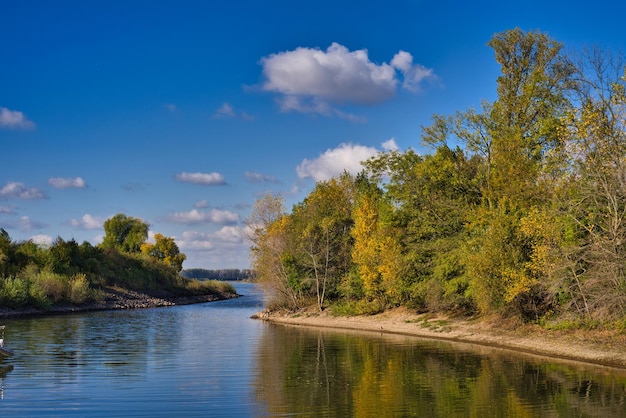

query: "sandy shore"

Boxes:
[258, 307, 626, 370]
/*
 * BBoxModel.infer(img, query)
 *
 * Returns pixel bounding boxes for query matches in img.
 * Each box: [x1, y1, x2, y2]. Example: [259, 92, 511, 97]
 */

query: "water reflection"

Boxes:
[254, 324, 626, 417]
[0, 283, 625, 416]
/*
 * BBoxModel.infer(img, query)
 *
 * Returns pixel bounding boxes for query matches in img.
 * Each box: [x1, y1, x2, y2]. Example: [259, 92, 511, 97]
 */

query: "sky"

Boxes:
[1, 0, 625, 270]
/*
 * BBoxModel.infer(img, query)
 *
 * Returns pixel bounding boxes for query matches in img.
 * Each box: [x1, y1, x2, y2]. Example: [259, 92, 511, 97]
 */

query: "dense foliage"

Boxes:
[0, 214, 221, 310]
[250, 29, 626, 326]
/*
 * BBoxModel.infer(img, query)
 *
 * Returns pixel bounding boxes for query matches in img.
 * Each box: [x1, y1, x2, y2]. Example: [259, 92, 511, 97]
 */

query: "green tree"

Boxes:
[141, 233, 186, 272]
[101, 214, 149, 253]
[289, 173, 356, 311]
[438, 29, 575, 316]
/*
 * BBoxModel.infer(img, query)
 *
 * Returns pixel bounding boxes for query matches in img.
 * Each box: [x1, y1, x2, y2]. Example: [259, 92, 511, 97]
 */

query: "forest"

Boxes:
[0, 214, 229, 309]
[181, 268, 255, 281]
[249, 29, 626, 328]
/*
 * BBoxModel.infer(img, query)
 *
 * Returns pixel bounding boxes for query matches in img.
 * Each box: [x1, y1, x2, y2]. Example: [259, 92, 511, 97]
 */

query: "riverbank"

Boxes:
[257, 306, 626, 370]
[0, 286, 239, 319]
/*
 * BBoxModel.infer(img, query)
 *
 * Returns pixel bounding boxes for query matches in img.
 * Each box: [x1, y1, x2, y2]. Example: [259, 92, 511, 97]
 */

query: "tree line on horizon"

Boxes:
[249, 28, 626, 327]
[181, 268, 254, 281]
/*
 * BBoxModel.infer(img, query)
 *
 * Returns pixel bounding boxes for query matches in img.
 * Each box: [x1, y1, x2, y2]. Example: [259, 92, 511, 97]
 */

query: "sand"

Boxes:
[258, 307, 626, 370]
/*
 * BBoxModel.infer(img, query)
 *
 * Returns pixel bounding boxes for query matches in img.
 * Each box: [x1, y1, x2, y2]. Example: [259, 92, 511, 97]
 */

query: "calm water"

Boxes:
[0, 282, 625, 417]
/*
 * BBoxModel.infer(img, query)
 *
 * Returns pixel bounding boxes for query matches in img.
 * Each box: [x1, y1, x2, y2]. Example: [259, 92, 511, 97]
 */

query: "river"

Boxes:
[0, 282, 625, 417]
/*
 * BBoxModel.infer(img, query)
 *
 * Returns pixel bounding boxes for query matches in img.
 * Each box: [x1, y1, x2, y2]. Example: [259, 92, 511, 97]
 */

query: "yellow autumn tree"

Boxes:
[351, 190, 382, 299]
[140, 233, 186, 272]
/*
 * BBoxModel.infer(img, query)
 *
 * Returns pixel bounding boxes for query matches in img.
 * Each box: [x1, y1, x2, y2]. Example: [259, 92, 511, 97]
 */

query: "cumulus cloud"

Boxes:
[245, 171, 279, 184]
[166, 209, 240, 225]
[48, 177, 87, 189]
[260, 43, 436, 119]
[390, 51, 436, 92]
[178, 226, 248, 250]
[296, 143, 380, 182]
[382, 138, 399, 152]
[30, 234, 53, 246]
[0, 182, 47, 199]
[0, 205, 14, 214]
[0, 107, 35, 129]
[174, 172, 226, 186]
[178, 225, 253, 268]
[68, 214, 104, 230]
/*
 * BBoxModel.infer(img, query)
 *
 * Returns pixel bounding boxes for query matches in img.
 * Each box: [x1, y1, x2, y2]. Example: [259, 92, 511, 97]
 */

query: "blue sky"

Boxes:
[1, 0, 624, 269]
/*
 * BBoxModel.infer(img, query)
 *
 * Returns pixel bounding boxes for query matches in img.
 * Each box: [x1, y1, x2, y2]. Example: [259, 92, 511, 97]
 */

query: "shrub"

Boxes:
[69, 273, 91, 304]
[35, 270, 68, 303]
[1, 277, 29, 308]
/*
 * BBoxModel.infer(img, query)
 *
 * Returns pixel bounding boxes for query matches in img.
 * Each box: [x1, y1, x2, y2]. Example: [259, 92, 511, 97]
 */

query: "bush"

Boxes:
[0, 277, 29, 308]
[34, 270, 68, 303]
[69, 273, 91, 304]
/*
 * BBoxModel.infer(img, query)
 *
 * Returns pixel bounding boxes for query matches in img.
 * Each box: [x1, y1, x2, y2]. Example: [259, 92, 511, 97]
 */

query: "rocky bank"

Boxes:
[0, 286, 238, 319]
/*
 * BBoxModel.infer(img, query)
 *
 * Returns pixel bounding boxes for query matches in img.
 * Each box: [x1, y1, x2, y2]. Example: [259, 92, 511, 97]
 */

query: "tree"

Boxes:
[101, 214, 149, 253]
[487, 28, 574, 205]
[290, 173, 356, 311]
[553, 48, 626, 318]
[141, 233, 186, 272]
[247, 194, 301, 309]
[432, 29, 576, 316]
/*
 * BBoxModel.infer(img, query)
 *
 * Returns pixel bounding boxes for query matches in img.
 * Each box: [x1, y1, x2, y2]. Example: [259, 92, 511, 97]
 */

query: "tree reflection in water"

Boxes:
[254, 323, 626, 417]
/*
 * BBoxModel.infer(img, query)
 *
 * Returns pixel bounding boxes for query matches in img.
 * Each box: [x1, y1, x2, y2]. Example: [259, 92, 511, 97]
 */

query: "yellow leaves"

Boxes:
[351, 193, 383, 298]
[502, 268, 536, 303]
[141, 233, 186, 272]
[519, 207, 562, 278]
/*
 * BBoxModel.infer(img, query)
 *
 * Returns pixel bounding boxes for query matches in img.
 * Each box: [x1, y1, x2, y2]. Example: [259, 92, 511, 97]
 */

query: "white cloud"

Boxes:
[166, 209, 240, 225]
[174, 172, 226, 186]
[212, 102, 254, 120]
[0, 107, 35, 129]
[30, 234, 53, 246]
[68, 214, 104, 230]
[178, 226, 251, 269]
[0, 182, 47, 199]
[382, 138, 399, 152]
[8, 216, 47, 231]
[260, 43, 436, 119]
[213, 102, 235, 118]
[164, 103, 177, 112]
[262, 43, 397, 105]
[391, 51, 436, 92]
[194, 199, 211, 208]
[0, 205, 14, 214]
[296, 143, 380, 182]
[48, 177, 87, 189]
[179, 231, 216, 250]
[245, 171, 279, 184]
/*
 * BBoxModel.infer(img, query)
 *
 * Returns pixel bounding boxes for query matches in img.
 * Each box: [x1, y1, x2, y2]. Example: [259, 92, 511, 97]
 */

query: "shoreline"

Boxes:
[257, 307, 626, 370]
[0, 286, 238, 319]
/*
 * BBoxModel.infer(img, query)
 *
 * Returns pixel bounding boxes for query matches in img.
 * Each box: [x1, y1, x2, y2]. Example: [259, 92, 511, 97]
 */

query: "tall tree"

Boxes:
[289, 173, 356, 311]
[487, 28, 574, 205]
[555, 48, 626, 318]
[101, 214, 149, 253]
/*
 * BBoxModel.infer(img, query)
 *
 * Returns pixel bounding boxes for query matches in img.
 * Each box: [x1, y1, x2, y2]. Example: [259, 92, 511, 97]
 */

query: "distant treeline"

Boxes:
[181, 269, 255, 281]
